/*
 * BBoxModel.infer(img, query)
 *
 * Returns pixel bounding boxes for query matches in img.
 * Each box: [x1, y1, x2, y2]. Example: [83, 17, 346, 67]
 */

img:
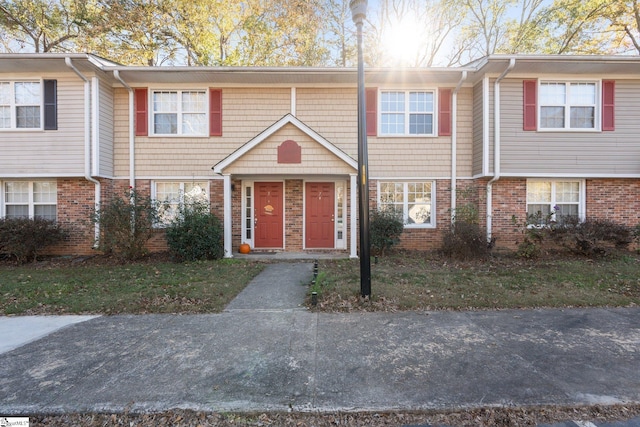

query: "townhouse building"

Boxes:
[1, 53, 639, 257]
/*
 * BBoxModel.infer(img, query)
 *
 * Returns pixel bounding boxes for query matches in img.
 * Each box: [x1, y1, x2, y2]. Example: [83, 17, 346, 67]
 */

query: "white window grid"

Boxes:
[526, 180, 583, 225]
[0, 81, 42, 130]
[378, 181, 435, 227]
[380, 90, 435, 136]
[2, 181, 57, 220]
[151, 90, 207, 136]
[153, 181, 209, 225]
[539, 82, 598, 130]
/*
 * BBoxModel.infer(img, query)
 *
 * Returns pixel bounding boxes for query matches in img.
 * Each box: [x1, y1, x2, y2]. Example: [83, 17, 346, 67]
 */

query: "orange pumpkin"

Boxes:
[239, 243, 251, 254]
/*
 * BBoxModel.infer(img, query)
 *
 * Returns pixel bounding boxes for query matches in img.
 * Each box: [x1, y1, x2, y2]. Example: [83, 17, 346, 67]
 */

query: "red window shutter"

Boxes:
[134, 88, 148, 136]
[438, 88, 452, 136]
[210, 88, 223, 136]
[523, 79, 537, 131]
[365, 88, 377, 136]
[602, 80, 615, 131]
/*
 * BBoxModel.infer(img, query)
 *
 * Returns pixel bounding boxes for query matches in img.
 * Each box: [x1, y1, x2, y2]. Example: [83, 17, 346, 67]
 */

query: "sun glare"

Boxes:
[383, 16, 423, 66]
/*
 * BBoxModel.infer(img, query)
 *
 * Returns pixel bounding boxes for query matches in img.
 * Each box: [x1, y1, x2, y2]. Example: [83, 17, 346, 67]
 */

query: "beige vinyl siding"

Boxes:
[456, 87, 474, 177]
[297, 87, 469, 178]
[488, 79, 495, 175]
[98, 78, 114, 177]
[472, 81, 484, 176]
[500, 78, 640, 175]
[0, 75, 84, 176]
[225, 124, 354, 175]
[114, 87, 291, 177]
[295, 88, 357, 157]
[113, 88, 130, 177]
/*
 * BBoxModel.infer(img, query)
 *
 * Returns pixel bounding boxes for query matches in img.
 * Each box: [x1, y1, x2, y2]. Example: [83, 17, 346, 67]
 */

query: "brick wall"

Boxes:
[586, 178, 640, 225]
[47, 178, 99, 256]
[285, 180, 303, 251]
[40, 176, 640, 256]
[489, 178, 527, 249]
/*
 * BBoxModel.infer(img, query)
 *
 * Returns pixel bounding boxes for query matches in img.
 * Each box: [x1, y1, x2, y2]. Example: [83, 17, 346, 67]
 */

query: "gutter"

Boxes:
[113, 70, 135, 189]
[65, 57, 101, 247]
[451, 70, 468, 224]
[486, 58, 516, 242]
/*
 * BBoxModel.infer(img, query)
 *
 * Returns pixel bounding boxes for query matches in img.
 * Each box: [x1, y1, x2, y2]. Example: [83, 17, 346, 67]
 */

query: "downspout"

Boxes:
[486, 58, 516, 243]
[113, 70, 135, 189]
[451, 70, 468, 224]
[65, 57, 101, 247]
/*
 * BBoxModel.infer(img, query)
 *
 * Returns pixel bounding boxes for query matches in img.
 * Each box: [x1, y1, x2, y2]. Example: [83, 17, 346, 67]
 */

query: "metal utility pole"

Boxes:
[350, 0, 371, 297]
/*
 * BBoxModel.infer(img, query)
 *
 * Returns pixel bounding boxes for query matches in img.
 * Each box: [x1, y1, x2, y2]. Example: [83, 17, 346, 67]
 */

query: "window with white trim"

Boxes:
[0, 81, 42, 129]
[526, 180, 582, 225]
[539, 82, 597, 130]
[153, 181, 209, 225]
[380, 90, 434, 136]
[379, 181, 434, 227]
[152, 90, 207, 135]
[3, 181, 57, 220]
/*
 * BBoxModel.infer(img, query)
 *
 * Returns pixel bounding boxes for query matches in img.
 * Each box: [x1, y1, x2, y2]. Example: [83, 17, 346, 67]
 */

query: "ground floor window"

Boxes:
[2, 181, 57, 220]
[152, 181, 209, 225]
[526, 179, 583, 225]
[378, 181, 435, 227]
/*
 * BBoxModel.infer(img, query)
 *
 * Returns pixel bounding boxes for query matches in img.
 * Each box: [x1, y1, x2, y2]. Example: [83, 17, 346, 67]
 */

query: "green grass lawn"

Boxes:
[0, 257, 264, 315]
[3, 252, 640, 315]
[310, 252, 640, 311]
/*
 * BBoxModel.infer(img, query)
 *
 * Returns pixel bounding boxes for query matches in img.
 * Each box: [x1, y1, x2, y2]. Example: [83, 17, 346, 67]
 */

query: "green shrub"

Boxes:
[513, 213, 633, 258]
[552, 217, 633, 257]
[165, 201, 224, 262]
[443, 197, 491, 260]
[370, 208, 404, 256]
[512, 214, 545, 258]
[442, 221, 491, 260]
[0, 217, 67, 264]
[92, 188, 158, 261]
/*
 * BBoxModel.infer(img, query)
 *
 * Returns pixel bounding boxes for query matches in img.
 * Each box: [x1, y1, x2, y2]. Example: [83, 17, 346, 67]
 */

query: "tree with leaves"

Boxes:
[604, 0, 640, 54]
[0, 0, 106, 53]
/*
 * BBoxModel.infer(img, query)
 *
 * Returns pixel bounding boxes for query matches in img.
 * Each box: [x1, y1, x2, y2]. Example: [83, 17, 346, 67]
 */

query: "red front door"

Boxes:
[254, 182, 284, 248]
[305, 182, 335, 248]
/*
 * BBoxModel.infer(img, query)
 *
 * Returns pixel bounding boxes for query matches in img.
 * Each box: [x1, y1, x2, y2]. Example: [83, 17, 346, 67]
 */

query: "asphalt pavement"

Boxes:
[1, 262, 639, 417]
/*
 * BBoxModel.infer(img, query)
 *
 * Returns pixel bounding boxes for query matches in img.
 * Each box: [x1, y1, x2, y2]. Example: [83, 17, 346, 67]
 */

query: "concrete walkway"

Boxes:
[0, 315, 98, 354]
[0, 263, 639, 415]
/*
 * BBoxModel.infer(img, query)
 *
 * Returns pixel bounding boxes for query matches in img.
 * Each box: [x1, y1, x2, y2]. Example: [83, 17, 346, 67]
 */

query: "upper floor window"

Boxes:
[539, 82, 597, 130]
[0, 81, 41, 129]
[378, 181, 434, 227]
[153, 181, 209, 225]
[526, 180, 583, 226]
[380, 90, 434, 136]
[2, 181, 57, 220]
[152, 90, 207, 136]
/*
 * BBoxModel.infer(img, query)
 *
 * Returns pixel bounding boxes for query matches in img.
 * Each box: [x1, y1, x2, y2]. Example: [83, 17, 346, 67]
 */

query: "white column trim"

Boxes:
[350, 173, 358, 258]
[223, 174, 233, 258]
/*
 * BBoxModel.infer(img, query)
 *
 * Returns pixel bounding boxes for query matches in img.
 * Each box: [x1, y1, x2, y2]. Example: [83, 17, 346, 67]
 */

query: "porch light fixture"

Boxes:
[350, 0, 371, 297]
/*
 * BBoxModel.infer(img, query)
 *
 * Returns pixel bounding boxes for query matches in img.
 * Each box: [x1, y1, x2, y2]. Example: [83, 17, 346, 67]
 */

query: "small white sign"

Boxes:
[0, 418, 29, 427]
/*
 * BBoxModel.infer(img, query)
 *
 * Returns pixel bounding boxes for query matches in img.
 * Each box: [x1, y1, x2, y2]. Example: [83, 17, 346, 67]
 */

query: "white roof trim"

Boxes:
[212, 114, 357, 174]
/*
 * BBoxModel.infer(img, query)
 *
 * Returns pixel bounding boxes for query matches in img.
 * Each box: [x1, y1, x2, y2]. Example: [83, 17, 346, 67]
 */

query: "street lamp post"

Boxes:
[350, 0, 371, 297]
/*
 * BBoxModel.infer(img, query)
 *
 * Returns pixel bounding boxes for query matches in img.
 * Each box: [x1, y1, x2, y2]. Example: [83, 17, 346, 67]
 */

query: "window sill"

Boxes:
[377, 134, 438, 138]
[536, 128, 601, 133]
[0, 128, 45, 132]
[404, 224, 435, 229]
[148, 134, 211, 138]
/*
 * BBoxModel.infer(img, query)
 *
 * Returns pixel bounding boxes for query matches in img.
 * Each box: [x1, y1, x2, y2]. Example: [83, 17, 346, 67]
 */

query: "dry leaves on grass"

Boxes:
[314, 293, 400, 312]
[30, 405, 640, 426]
